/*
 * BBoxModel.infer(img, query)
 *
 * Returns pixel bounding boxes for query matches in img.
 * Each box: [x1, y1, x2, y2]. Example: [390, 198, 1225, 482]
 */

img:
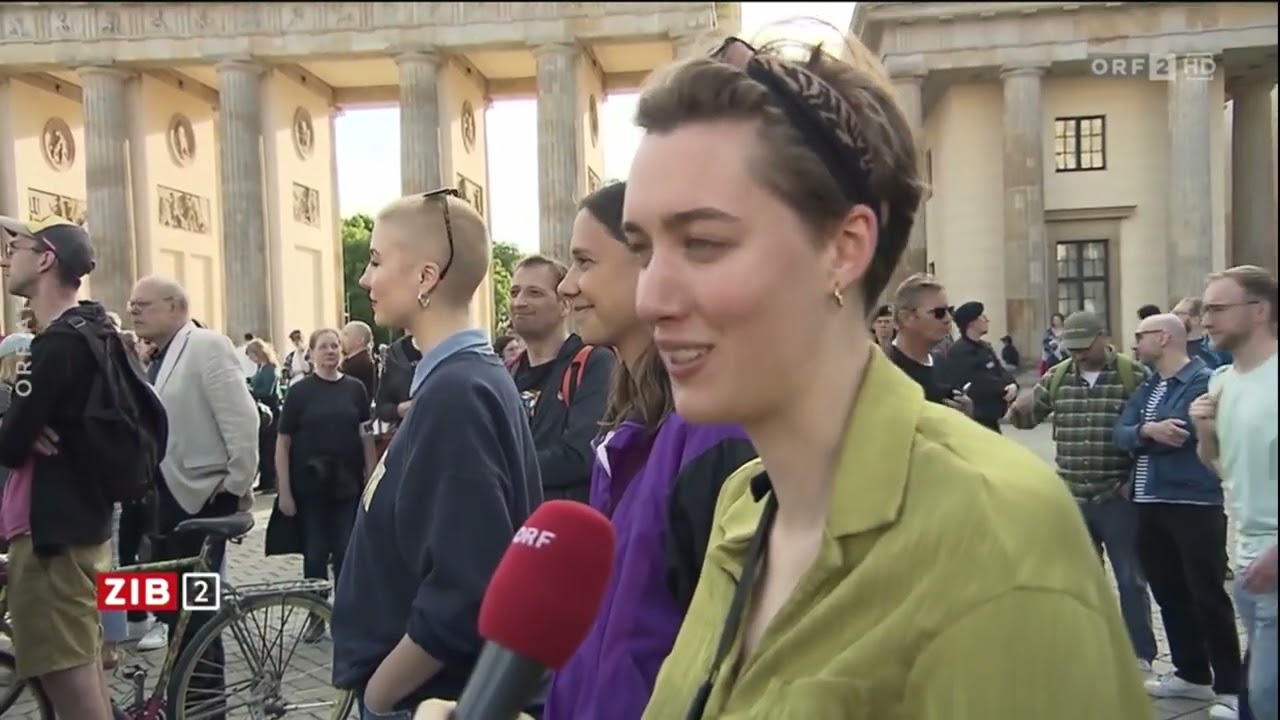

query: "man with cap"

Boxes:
[939, 301, 1018, 432]
[0, 214, 118, 719]
[1008, 310, 1158, 675]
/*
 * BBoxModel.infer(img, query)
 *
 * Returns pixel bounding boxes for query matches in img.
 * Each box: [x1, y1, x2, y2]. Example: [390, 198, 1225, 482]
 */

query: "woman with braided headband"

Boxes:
[625, 37, 1153, 719]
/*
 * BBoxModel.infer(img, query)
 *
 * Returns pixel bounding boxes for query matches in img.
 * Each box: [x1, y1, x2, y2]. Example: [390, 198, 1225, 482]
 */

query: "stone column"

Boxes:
[1167, 71, 1215, 299]
[535, 43, 582, 263]
[78, 65, 136, 317]
[1001, 65, 1049, 360]
[396, 50, 443, 195]
[1230, 80, 1278, 273]
[888, 67, 927, 293]
[215, 59, 271, 339]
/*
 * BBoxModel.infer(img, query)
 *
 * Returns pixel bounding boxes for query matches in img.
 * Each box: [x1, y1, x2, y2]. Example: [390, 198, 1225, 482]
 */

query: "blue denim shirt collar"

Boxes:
[410, 328, 494, 396]
[1173, 356, 1207, 384]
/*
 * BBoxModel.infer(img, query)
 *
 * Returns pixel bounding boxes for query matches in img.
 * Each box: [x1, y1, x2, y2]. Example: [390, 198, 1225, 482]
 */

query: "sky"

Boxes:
[334, 2, 856, 253]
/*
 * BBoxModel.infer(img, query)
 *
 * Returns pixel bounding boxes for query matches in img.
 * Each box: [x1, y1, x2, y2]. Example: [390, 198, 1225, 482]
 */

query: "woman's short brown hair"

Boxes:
[634, 36, 924, 308]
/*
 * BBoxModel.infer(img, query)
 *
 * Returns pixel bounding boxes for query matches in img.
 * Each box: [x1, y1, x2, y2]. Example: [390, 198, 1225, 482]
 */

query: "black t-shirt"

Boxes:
[512, 360, 557, 420]
[887, 343, 950, 405]
[279, 374, 370, 497]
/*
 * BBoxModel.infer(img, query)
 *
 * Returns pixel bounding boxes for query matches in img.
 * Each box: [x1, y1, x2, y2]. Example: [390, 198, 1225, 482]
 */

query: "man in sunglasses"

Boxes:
[887, 273, 973, 416]
[0, 215, 117, 719]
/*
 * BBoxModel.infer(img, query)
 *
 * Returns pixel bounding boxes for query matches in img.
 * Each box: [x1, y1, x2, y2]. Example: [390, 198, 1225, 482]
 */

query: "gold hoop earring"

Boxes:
[416, 291, 431, 309]
[832, 288, 845, 308]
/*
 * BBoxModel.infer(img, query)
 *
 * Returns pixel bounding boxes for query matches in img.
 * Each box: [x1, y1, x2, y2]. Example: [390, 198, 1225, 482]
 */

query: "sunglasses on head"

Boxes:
[421, 188, 462, 280]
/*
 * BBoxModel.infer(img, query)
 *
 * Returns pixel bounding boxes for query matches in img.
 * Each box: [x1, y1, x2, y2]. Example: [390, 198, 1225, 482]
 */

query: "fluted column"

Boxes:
[396, 51, 443, 195]
[1230, 80, 1277, 273]
[215, 59, 271, 339]
[1167, 71, 1215, 299]
[78, 65, 136, 317]
[889, 68, 927, 292]
[535, 43, 582, 263]
[1001, 65, 1049, 361]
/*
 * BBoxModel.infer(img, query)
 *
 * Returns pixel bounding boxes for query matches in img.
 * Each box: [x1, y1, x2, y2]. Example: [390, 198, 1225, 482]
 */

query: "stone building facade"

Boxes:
[0, 2, 738, 340]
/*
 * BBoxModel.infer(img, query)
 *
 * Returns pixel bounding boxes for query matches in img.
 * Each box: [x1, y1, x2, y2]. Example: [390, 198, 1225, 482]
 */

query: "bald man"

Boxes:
[128, 275, 258, 716]
[332, 193, 542, 717]
[340, 320, 377, 399]
[1115, 313, 1241, 704]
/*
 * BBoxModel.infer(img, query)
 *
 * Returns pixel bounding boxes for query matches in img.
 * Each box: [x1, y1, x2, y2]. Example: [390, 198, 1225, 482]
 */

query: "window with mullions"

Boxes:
[1053, 116, 1106, 172]
[1056, 240, 1109, 324]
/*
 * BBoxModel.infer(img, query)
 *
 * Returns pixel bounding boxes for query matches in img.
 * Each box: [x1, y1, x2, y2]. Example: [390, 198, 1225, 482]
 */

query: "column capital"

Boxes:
[76, 64, 133, 81]
[1000, 64, 1048, 80]
[394, 49, 442, 68]
[883, 56, 928, 83]
[533, 42, 580, 60]
[214, 57, 264, 75]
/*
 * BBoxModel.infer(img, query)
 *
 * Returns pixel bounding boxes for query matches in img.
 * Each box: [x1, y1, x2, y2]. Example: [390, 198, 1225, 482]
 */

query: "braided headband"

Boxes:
[710, 37, 879, 216]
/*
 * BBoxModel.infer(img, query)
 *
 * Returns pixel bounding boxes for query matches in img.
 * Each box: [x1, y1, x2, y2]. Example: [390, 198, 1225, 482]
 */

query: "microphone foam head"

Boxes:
[478, 500, 616, 669]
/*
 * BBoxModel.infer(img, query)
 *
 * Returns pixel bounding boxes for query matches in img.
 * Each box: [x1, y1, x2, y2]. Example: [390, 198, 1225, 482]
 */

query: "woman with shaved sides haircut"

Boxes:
[331, 190, 541, 719]
[622, 37, 1153, 718]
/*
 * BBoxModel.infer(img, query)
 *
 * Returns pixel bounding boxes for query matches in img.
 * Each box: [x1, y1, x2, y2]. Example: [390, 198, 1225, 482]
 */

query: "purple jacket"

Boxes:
[543, 414, 754, 720]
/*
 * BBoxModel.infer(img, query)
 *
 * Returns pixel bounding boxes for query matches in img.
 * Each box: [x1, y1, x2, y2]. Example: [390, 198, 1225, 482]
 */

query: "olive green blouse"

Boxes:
[642, 349, 1153, 720]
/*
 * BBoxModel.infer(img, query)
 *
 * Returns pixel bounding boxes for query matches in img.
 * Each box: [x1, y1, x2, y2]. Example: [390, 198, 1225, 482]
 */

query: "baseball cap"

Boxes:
[1061, 310, 1105, 351]
[0, 333, 33, 359]
[0, 214, 96, 278]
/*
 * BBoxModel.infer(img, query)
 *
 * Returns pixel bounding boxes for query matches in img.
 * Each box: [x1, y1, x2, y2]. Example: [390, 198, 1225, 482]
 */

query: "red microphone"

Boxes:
[454, 500, 616, 720]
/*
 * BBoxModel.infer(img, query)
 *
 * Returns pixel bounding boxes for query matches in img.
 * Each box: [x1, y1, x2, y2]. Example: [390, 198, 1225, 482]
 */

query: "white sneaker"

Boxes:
[136, 623, 168, 652]
[1144, 675, 1216, 701]
[126, 618, 153, 641]
[1136, 659, 1153, 675]
[1208, 695, 1239, 720]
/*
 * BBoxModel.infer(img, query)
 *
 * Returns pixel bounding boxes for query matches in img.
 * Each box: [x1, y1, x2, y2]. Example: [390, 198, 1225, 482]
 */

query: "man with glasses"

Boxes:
[1193, 265, 1278, 720]
[0, 215, 117, 720]
[128, 275, 259, 718]
[887, 273, 973, 415]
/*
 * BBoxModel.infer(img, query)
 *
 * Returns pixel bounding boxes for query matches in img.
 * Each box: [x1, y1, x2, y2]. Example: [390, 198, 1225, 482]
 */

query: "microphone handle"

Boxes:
[453, 644, 548, 720]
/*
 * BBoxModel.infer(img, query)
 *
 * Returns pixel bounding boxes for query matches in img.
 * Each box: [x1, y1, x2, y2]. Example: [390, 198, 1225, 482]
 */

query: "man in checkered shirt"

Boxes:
[1008, 310, 1157, 674]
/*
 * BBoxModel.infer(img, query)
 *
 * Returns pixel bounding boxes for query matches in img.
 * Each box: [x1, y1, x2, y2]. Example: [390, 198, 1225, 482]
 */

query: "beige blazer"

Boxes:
[152, 322, 259, 514]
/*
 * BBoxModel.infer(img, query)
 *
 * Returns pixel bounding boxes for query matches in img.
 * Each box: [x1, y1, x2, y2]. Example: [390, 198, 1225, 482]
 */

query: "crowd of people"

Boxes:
[0, 28, 1274, 720]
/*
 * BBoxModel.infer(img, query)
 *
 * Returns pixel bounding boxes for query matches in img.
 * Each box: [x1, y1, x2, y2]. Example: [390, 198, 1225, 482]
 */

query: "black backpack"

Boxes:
[68, 317, 169, 503]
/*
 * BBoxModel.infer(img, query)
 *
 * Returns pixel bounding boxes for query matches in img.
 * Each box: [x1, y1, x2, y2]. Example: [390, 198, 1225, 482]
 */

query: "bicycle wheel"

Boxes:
[0, 650, 53, 719]
[329, 688, 356, 720]
[167, 591, 343, 719]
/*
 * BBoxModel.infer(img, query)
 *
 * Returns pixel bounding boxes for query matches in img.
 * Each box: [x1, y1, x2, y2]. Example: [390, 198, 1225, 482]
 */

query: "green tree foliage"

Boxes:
[340, 213, 524, 338]
[490, 240, 521, 333]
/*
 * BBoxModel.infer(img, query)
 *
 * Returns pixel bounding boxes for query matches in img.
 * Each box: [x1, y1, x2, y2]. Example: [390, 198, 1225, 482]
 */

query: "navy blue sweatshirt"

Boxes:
[331, 344, 542, 708]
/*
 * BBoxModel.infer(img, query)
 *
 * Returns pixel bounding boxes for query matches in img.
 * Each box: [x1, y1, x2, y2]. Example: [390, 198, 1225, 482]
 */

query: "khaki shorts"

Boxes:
[7, 535, 110, 679]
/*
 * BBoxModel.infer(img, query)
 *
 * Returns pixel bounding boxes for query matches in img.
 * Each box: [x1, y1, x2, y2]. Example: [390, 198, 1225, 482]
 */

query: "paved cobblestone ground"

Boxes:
[0, 423, 1249, 718]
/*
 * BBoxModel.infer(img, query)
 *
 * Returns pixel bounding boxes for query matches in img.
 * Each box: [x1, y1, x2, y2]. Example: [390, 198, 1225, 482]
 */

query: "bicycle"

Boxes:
[1, 512, 357, 719]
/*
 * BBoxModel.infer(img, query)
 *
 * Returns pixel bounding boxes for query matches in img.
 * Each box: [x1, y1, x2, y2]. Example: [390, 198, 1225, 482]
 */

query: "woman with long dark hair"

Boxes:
[416, 182, 756, 720]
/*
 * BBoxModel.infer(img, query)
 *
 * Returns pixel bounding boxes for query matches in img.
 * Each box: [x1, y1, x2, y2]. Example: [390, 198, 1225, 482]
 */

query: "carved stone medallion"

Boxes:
[292, 107, 315, 160]
[167, 113, 196, 166]
[461, 101, 477, 153]
[41, 117, 75, 171]
[588, 95, 600, 148]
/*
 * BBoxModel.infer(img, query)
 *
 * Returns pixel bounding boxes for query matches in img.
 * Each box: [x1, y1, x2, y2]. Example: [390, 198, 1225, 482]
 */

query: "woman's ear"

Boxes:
[827, 203, 879, 293]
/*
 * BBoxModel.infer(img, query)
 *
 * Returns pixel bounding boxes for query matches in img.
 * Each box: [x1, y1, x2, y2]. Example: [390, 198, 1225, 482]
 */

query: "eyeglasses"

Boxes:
[1203, 301, 1260, 315]
[1133, 330, 1162, 342]
[422, 188, 462, 281]
[924, 306, 952, 320]
[1, 231, 56, 259]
